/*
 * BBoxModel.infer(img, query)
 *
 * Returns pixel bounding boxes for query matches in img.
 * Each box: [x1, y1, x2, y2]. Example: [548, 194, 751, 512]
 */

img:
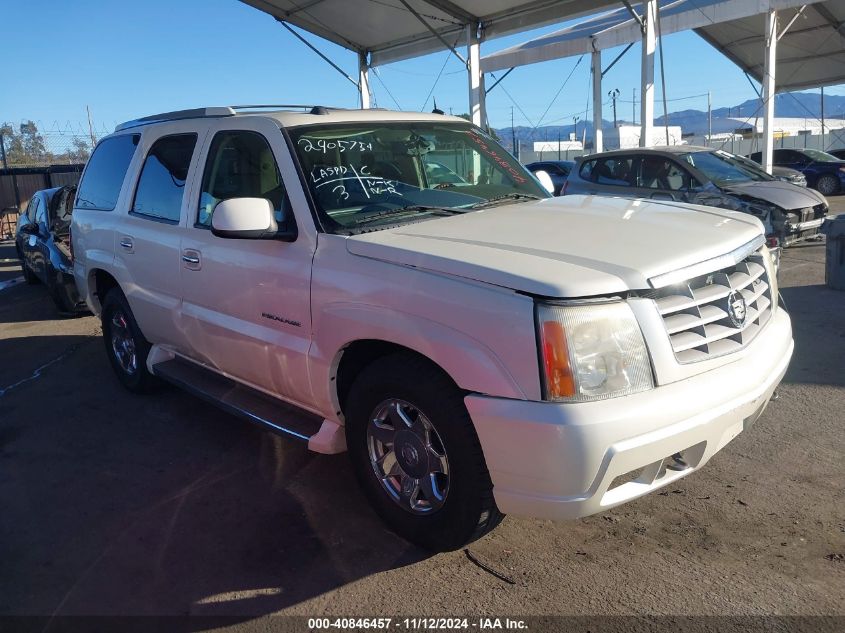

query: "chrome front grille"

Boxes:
[648, 250, 773, 364]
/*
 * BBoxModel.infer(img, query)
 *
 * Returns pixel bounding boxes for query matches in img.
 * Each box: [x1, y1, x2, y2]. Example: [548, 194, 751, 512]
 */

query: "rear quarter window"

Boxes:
[579, 160, 595, 181]
[75, 134, 140, 211]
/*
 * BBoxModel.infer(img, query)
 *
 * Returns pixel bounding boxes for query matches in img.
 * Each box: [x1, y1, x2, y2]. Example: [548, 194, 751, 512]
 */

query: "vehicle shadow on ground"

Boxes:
[0, 333, 430, 625]
[779, 283, 845, 388]
[0, 282, 89, 324]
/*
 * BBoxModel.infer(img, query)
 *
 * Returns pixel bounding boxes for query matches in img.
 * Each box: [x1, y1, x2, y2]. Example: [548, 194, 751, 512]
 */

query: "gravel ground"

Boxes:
[0, 201, 843, 630]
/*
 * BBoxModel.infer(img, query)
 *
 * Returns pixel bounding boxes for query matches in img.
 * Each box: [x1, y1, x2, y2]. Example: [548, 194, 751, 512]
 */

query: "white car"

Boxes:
[71, 106, 793, 551]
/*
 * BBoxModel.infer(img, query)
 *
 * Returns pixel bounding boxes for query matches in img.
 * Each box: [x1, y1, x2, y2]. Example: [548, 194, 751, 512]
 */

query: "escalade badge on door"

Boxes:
[726, 290, 747, 328]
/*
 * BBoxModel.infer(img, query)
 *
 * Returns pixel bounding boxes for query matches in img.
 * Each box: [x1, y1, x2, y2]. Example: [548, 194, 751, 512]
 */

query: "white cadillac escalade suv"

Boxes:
[72, 106, 793, 551]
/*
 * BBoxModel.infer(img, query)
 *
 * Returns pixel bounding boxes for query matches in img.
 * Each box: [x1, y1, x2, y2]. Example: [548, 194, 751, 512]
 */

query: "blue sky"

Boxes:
[4, 0, 844, 134]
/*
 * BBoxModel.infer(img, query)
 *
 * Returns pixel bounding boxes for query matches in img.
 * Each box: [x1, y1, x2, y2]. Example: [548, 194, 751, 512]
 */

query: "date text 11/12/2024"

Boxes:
[307, 618, 529, 630]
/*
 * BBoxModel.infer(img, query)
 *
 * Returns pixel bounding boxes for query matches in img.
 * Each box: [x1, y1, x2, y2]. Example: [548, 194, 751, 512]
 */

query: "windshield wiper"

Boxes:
[468, 193, 544, 209]
[353, 205, 462, 226]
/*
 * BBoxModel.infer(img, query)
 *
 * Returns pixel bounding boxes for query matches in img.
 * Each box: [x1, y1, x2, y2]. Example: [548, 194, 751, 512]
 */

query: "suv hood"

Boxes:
[346, 195, 763, 297]
[722, 180, 826, 210]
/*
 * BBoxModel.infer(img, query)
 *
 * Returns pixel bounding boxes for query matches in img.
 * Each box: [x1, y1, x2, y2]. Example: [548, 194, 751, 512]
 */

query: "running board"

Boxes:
[153, 358, 324, 443]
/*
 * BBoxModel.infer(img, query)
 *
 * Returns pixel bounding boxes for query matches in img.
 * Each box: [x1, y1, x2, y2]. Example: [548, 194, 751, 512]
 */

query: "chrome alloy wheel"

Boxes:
[367, 398, 450, 514]
[110, 311, 137, 375]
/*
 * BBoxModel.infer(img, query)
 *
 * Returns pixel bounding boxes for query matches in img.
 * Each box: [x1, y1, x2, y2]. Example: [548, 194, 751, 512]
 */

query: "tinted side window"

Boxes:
[579, 160, 595, 181]
[131, 134, 197, 224]
[76, 134, 140, 210]
[197, 130, 289, 228]
[35, 196, 46, 226]
[594, 158, 635, 187]
[640, 157, 689, 190]
[26, 197, 40, 222]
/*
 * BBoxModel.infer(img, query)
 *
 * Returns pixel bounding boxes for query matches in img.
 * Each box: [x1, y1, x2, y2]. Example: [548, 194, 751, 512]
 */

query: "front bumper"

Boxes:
[466, 308, 793, 521]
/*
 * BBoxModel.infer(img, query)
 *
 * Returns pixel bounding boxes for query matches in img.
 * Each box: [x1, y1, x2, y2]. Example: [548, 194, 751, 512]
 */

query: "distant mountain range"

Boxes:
[494, 91, 845, 150]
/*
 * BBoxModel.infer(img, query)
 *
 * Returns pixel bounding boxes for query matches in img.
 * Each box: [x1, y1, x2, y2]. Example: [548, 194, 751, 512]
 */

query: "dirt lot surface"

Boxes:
[1, 200, 843, 630]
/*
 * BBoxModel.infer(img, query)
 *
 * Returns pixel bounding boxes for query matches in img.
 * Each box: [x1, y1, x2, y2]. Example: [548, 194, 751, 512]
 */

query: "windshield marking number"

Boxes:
[298, 138, 373, 153]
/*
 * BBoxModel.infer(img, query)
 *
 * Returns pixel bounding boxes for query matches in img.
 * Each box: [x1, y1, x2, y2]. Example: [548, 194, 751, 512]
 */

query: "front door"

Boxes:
[179, 118, 315, 407]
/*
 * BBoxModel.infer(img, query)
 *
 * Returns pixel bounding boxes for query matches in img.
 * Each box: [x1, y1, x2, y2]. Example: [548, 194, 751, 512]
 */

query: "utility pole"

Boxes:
[632, 88, 636, 125]
[558, 131, 561, 160]
[707, 91, 712, 146]
[608, 88, 620, 128]
[573, 116, 580, 146]
[511, 106, 517, 158]
[86, 106, 97, 147]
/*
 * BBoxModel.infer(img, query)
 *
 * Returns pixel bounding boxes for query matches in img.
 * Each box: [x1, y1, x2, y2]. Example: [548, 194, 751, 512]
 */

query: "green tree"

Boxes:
[0, 120, 51, 166]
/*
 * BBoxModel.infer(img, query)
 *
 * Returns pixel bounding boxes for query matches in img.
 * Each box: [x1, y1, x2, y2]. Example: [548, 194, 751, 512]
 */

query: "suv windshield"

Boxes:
[682, 150, 771, 186]
[289, 122, 548, 233]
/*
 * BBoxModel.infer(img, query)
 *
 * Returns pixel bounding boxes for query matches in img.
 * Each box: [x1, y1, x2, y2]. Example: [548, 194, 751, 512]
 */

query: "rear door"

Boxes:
[585, 156, 638, 197]
[114, 128, 204, 349]
[178, 117, 316, 406]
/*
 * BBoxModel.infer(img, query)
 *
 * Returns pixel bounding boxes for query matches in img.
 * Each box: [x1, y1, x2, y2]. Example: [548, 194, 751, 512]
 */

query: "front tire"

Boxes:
[345, 353, 502, 551]
[101, 289, 158, 393]
[816, 174, 839, 196]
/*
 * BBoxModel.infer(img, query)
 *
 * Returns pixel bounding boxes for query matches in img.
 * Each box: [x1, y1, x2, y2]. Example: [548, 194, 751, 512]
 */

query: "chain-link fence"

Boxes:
[0, 122, 96, 168]
[0, 122, 97, 236]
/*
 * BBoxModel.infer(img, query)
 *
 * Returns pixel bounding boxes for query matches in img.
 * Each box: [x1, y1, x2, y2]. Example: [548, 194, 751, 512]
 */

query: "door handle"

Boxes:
[181, 249, 202, 270]
[119, 239, 133, 249]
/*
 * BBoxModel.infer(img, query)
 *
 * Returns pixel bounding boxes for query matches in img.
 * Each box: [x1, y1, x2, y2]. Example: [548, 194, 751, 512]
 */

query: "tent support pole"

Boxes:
[640, 0, 656, 147]
[358, 51, 371, 109]
[592, 48, 603, 153]
[762, 8, 777, 174]
[467, 23, 487, 129]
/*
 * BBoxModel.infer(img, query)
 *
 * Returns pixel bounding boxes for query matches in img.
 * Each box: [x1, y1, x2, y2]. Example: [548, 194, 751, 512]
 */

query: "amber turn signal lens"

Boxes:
[540, 320, 576, 399]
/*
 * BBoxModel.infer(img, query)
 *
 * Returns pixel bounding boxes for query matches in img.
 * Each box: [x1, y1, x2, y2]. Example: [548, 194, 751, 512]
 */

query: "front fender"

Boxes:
[308, 302, 528, 422]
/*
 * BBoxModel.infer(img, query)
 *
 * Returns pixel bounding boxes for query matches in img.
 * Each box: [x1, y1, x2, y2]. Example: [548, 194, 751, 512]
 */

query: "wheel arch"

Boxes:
[333, 340, 461, 420]
[87, 268, 120, 315]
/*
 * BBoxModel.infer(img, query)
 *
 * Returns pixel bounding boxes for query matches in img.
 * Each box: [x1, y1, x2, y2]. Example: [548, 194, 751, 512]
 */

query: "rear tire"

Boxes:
[20, 259, 38, 285]
[816, 174, 839, 196]
[345, 353, 503, 552]
[101, 289, 158, 393]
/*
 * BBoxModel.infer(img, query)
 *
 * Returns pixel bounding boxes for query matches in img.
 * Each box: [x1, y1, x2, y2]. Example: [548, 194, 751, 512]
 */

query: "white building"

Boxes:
[604, 125, 685, 149]
[727, 117, 845, 136]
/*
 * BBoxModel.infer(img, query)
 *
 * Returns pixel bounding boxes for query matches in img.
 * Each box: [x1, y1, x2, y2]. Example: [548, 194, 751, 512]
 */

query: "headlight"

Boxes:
[536, 301, 654, 402]
[762, 246, 779, 313]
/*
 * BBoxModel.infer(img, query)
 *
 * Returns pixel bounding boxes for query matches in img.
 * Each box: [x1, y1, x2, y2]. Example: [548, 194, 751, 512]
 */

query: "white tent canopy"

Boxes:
[481, 0, 845, 91]
[240, 0, 619, 67]
[240, 0, 620, 125]
[240, 0, 845, 171]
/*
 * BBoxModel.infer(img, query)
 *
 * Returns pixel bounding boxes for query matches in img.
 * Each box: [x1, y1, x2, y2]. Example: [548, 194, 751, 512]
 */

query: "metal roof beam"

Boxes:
[417, 0, 477, 23]
[286, 0, 327, 16]
[812, 3, 845, 42]
[777, 4, 807, 40]
[396, 0, 469, 66]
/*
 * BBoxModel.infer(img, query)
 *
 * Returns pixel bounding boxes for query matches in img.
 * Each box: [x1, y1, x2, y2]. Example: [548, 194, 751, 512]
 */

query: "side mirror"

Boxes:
[211, 198, 296, 241]
[533, 170, 556, 194]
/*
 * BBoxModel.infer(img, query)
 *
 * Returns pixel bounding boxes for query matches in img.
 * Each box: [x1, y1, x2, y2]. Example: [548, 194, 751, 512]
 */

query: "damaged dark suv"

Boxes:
[564, 146, 828, 247]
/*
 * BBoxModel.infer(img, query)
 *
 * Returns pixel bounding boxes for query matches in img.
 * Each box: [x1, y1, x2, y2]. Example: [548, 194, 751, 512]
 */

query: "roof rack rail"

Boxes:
[230, 104, 322, 111]
[230, 104, 356, 115]
[115, 107, 236, 132]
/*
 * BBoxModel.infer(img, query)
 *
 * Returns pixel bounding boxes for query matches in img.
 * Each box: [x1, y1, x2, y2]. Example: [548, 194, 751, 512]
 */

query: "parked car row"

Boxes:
[556, 146, 828, 248]
[748, 148, 845, 196]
